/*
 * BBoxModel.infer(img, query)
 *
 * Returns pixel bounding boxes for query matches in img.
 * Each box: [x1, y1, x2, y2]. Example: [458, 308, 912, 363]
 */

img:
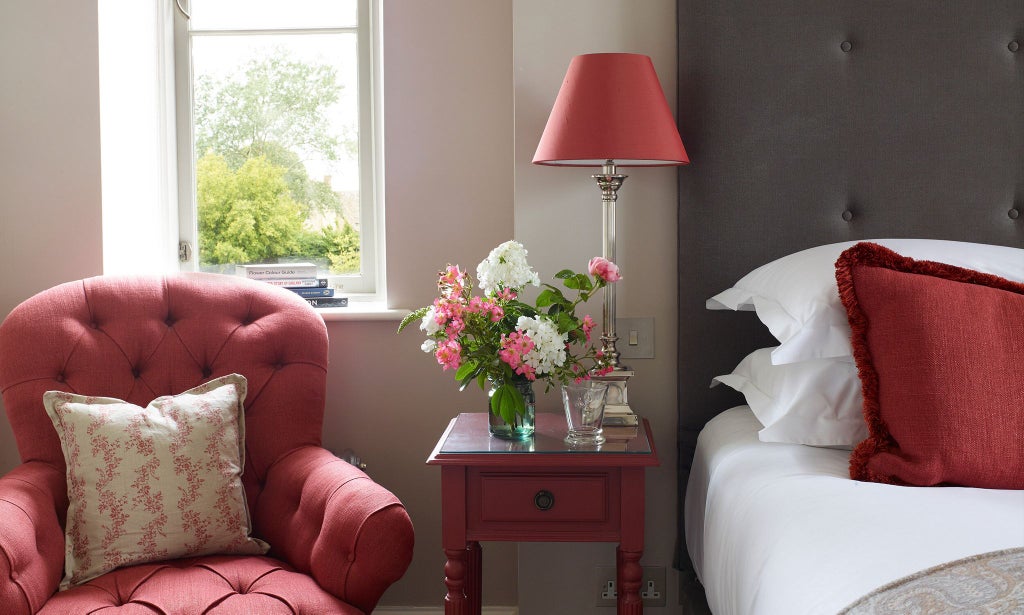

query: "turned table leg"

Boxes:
[617, 546, 644, 614]
[618, 466, 647, 614]
[444, 547, 469, 615]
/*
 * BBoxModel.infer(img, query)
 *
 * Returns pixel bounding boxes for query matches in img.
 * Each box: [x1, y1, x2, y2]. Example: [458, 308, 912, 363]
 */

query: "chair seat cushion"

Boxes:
[37, 554, 364, 615]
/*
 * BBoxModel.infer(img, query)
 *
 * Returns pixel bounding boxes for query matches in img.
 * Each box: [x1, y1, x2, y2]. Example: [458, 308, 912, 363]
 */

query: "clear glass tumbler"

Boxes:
[561, 380, 609, 446]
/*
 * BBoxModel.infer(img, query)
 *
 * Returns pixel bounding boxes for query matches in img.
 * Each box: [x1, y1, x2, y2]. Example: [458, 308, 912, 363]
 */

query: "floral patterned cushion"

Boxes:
[43, 374, 268, 589]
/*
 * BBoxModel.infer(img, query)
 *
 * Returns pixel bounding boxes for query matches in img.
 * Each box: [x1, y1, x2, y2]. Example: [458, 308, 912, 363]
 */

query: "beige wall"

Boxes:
[367, 0, 519, 606]
[513, 0, 681, 612]
[0, 0, 681, 611]
[0, 1, 104, 472]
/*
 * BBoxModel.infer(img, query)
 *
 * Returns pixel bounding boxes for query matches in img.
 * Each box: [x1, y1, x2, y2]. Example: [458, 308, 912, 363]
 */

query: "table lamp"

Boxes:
[533, 52, 689, 417]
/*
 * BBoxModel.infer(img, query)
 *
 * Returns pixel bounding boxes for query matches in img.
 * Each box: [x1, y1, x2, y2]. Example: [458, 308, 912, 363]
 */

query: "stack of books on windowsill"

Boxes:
[237, 263, 348, 308]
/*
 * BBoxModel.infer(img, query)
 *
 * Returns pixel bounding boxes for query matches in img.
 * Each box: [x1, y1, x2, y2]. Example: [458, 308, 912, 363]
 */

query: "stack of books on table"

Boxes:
[236, 263, 348, 308]
[602, 422, 639, 441]
[602, 406, 639, 427]
[601, 413, 639, 451]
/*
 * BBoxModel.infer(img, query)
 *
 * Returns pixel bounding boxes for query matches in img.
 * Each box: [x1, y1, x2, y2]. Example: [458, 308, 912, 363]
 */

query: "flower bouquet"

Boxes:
[398, 240, 620, 431]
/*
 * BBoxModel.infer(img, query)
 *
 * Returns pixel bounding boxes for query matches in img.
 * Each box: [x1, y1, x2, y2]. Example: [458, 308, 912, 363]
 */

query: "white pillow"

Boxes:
[44, 374, 268, 588]
[712, 347, 866, 447]
[707, 239, 1024, 364]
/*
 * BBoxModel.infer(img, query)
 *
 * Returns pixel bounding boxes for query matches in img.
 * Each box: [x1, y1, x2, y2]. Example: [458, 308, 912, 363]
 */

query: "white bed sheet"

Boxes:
[685, 406, 1024, 615]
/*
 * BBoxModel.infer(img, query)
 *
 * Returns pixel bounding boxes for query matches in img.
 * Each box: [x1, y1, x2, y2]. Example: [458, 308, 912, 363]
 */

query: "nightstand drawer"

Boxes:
[465, 468, 621, 539]
[478, 472, 609, 522]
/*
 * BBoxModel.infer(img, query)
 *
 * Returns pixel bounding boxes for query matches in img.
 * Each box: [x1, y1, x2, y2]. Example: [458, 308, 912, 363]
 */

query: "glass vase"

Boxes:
[487, 379, 536, 440]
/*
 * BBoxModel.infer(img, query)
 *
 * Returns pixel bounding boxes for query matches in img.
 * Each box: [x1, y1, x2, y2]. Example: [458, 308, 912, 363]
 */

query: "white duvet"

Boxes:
[685, 407, 1024, 615]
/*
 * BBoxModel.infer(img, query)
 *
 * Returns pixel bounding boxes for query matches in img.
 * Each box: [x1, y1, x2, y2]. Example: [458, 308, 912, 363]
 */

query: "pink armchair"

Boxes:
[0, 273, 413, 614]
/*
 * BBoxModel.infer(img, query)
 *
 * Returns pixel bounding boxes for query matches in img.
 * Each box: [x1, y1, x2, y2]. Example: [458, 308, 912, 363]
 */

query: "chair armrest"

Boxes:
[0, 462, 66, 615]
[255, 446, 414, 613]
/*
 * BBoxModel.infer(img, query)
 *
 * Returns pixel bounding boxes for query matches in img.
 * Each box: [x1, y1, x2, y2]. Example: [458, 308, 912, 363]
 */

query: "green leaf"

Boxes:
[456, 360, 480, 390]
[555, 311, 577, 334]
[562, 275, 583, 290]
[397, 306, 429, 333]
[455, 360, 478, 382]
[490, 383, 525, 425]
[535, 288, 561, 307]
[554, 269, 575, 280]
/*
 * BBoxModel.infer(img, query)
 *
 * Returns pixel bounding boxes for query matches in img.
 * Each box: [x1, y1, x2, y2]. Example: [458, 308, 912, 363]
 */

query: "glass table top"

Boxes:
[434, 412, 653, 455]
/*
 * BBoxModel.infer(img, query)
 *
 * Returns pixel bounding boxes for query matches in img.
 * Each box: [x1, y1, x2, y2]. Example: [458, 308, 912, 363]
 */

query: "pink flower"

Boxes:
[433, 298, 465, 329]
[468, 296, 505, 322]
[588, 257, 621, 283]
[445, 316, 466, 339]
[438, 265, 468, 298]
[581, 315, 596, 341]
[435, 340, 462, 370]
[499, 332, 537, 380]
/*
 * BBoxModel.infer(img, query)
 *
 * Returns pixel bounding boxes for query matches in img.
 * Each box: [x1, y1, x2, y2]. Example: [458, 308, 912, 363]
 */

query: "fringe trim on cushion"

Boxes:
[834, 241, 1024, 484]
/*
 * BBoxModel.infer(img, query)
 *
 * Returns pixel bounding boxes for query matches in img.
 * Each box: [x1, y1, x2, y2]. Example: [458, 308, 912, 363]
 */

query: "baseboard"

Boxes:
[375, 607, 517, 615]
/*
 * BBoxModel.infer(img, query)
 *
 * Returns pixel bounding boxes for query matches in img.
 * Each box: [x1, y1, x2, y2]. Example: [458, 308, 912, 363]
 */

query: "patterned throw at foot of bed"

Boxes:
[840, 547, 1024, 615]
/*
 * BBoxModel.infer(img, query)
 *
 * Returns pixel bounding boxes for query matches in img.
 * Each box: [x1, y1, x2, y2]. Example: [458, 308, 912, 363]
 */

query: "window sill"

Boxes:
[313, 301, 410, 322]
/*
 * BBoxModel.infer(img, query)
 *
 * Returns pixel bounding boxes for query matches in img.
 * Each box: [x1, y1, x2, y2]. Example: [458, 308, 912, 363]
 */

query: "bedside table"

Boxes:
[426, 412, 660, 614]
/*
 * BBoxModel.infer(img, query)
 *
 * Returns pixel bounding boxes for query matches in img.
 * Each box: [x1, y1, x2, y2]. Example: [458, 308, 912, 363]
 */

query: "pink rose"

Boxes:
[588, 257, 622, 283]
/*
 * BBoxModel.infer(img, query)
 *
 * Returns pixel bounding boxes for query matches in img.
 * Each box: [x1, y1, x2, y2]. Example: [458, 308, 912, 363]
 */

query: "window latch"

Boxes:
[178, 241, 193, 263]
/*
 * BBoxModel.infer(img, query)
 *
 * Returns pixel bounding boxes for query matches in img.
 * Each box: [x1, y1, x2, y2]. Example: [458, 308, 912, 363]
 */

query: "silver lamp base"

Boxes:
[593, 367, 636, 424]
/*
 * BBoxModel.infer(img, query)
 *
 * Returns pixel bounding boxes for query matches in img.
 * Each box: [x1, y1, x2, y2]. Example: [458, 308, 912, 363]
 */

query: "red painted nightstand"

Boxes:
[427, 412, 660, 614]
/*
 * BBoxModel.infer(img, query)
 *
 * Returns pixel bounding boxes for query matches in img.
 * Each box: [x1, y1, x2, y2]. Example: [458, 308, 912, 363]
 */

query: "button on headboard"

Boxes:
[675, 0, 1024, 570]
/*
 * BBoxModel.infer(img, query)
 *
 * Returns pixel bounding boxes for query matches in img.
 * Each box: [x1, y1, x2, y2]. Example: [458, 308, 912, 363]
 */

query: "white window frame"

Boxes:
[172, 0, 382, 297]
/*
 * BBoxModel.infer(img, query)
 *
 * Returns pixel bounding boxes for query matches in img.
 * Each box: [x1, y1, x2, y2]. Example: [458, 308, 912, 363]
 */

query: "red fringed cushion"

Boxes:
[836, 242, 1024, 488]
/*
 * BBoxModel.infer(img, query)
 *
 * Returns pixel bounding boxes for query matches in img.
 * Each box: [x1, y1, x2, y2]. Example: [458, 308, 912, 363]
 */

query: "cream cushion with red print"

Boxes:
[43, 374, 268, 589]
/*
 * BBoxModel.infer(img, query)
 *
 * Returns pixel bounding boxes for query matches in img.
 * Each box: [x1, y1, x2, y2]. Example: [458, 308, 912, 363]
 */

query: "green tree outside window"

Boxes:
[194, 52, 360, 273]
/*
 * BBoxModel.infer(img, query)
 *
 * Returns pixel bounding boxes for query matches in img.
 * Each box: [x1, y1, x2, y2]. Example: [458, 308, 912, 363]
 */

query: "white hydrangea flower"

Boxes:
[421, 339, 437, 353]
[515, 315, 567, 375]
[476, 240, 540, 296]
[420, 306, 440, 336]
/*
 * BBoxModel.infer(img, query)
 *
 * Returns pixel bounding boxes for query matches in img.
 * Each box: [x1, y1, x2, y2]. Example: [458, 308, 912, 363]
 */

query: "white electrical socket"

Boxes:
[595, 565, 666, 607]
[595, 566, 618, 606]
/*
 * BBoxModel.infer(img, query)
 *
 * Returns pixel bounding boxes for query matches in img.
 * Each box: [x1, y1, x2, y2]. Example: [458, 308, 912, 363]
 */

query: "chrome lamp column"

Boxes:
[532, 53, 689, 418]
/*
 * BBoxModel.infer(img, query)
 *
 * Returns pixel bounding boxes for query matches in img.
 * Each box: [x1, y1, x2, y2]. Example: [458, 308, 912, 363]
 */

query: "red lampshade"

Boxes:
[533, 53, 689, 167]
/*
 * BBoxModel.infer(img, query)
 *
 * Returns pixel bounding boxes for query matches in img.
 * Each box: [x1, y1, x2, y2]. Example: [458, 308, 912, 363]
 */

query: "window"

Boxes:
[173, 0, 380, 295]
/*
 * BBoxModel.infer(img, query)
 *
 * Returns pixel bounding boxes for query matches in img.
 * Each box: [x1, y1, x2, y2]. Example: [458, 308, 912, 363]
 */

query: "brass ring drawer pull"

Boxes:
[534, 490, 555, 511]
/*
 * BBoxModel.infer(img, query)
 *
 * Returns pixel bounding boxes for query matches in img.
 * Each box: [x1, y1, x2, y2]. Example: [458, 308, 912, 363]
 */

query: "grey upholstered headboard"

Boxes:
[674, 0, 1024, 579]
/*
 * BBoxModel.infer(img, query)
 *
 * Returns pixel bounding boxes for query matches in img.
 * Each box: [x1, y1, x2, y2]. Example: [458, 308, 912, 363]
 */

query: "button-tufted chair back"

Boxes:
[0, 274, 414, 614]
[0, 273, 329, 505]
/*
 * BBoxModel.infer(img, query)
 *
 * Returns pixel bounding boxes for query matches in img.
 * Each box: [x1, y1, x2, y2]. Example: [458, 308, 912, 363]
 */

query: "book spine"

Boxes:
[239, 265, 318, 279]
[260, 278, 328, 288]
[305, 297, 349, 308]
[290, 287, 334, 298]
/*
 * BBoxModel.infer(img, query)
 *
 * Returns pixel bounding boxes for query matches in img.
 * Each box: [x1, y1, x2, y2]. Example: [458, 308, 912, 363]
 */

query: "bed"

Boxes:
[674, 2, 1024, 613]
[688, 407, 1024, 614]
